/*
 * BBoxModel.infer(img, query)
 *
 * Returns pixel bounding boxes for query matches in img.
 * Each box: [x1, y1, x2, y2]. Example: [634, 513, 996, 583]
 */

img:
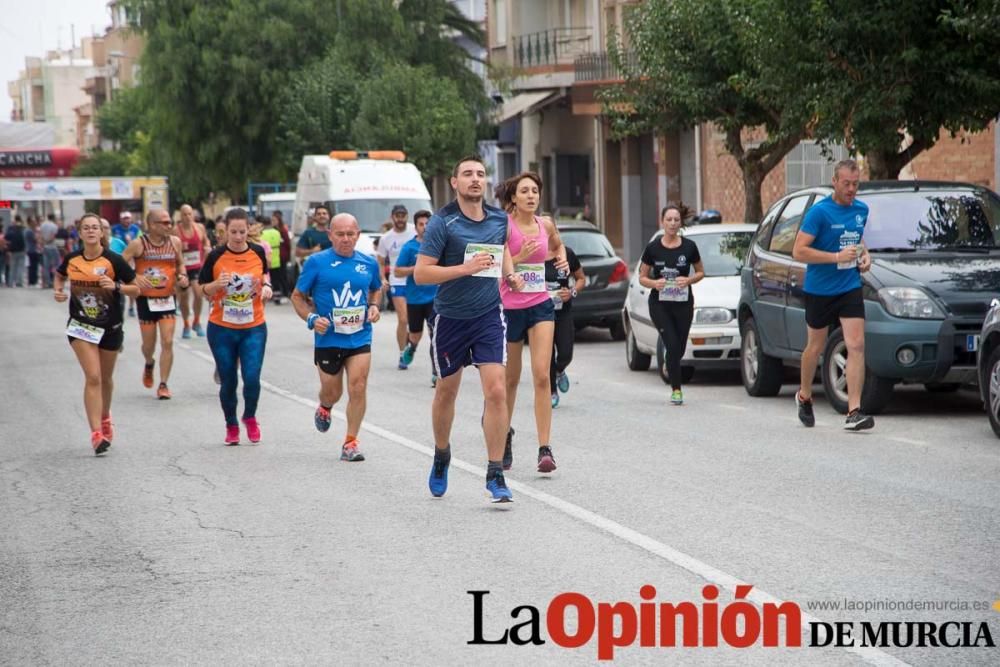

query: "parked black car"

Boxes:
[738, 181, 1000, 414]
[557, 220, 630, 340]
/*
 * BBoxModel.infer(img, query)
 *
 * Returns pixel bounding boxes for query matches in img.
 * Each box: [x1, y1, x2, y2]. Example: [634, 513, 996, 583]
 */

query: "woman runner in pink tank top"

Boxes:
[498, 172, 569, 475]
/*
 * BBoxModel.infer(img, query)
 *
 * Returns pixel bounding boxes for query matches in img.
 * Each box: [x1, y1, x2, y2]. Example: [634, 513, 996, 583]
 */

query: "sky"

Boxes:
[0, 0, 112, 121]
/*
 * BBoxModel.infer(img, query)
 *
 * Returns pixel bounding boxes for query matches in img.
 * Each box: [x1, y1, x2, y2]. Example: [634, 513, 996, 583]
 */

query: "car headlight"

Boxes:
[876, 287, 946, 319]
[693, 307, 734, 325]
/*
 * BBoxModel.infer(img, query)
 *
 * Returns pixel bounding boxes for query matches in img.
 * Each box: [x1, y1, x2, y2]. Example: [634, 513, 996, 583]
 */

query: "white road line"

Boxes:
[180, 342, 909, 666]
[888, 436, 928, 446]
[719, 403, 748, 411]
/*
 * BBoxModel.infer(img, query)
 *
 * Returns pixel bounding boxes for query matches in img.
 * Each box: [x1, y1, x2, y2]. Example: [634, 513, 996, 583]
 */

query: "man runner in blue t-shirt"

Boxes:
[394, 209, 438, 384]
[414, 155, 523, 504]
[292, 213, 383, 462]
[792, 159, 874, 431]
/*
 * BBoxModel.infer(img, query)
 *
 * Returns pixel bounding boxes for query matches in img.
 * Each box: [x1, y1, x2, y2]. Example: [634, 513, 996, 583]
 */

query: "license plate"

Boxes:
[967, 334, 980, 352]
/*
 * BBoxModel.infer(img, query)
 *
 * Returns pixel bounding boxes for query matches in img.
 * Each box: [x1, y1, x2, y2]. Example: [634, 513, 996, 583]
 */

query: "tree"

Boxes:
[602, 0, 816, 223]
[810, 0, 1000, 179]
[72, 150, 131, 177]
[352, 64, 476, 176]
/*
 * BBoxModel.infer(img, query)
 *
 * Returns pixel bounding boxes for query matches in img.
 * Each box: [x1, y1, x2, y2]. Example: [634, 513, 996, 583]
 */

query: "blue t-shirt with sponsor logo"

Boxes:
[396, 237, 438, 305]
[295, 248, 382, 349]
[801, 195, 869, 296]
[418, 201, 508, 319]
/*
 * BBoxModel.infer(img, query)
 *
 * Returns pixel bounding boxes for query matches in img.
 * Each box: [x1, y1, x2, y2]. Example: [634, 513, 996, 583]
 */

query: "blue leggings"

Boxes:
[207, 322, 267, 426]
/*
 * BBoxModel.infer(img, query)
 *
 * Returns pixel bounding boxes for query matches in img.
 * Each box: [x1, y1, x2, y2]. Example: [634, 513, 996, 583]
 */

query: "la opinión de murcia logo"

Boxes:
[468, 587, 996, 660]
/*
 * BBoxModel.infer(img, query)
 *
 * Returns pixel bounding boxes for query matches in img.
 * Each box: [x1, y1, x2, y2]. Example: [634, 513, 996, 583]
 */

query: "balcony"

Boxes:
[513, 27, 592, 68]
[574, 51, 637, 83]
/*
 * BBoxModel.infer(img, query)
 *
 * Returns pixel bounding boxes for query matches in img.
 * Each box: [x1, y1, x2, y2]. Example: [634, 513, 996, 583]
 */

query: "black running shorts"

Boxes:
[314, 345, 372, 376]
[804, 287, 865, 329]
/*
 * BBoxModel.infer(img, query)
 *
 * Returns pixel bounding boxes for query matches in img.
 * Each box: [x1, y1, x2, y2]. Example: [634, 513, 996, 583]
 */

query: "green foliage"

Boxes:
[352, 63, 476, 176]
[95, 87, 148, 152]
[71, 150, 132, 177]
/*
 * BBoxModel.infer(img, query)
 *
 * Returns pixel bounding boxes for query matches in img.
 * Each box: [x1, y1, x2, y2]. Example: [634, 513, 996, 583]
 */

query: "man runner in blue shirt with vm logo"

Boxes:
[292, 213, 383, 462]
[414, 154, 524, 505]
[792, 158, 874, 431]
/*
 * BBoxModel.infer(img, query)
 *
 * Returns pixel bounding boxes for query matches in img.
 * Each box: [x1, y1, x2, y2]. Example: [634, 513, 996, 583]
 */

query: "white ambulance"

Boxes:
[292, 151, 433, 257]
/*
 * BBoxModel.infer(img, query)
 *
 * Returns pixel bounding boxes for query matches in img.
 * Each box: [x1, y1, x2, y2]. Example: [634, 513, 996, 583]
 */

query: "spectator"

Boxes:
[4, 215, 28, 287]
[25, 217, 41, 286]
[0, 222, 7, 285]
[39, 215, 61, 288]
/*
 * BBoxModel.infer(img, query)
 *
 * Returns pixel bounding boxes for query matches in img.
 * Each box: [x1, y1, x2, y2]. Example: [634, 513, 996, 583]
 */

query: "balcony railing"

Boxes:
[574, 51, 637, 83]
[513, 27, 592, 68]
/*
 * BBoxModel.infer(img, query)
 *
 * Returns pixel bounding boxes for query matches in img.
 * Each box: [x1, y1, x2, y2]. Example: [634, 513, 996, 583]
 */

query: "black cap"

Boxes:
[391, 204, 408, 215]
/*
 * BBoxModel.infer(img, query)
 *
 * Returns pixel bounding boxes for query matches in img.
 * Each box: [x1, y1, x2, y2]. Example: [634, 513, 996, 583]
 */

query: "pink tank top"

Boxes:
[501, 215, 551, 310]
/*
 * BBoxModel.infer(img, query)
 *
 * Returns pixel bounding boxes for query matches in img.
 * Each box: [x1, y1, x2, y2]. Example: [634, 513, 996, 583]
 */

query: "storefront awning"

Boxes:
[495, 90, 561, 123]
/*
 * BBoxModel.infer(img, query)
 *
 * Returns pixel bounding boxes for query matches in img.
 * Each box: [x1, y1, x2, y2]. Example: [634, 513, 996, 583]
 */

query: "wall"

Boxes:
[700, 125, 786, 224]
[904, 124, 996, 189]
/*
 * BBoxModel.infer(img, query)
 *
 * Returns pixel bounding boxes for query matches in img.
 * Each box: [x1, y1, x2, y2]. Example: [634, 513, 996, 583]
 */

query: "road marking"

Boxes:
[719, 403, 747, 411]
[180, 342, 909, 666]
[888, 436, 928, 446]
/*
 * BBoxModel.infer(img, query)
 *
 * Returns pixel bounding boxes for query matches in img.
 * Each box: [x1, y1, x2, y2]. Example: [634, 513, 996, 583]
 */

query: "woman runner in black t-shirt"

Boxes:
[545, 246, 585, 407]
[638, 205, 705, 405]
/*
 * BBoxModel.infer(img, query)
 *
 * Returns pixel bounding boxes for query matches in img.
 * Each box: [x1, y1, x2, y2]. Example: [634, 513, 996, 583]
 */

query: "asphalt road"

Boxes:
[1, 286, 998, 666]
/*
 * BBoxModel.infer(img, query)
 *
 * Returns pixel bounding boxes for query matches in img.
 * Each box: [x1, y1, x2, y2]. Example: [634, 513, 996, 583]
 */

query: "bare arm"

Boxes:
[793, 230, 856, 265]
[676, 260, 704, 288]
[414, 253, 487, 285]
[394, 263, 414, 278]
[173, 237, 189, 287]
[638, 262, 666, 290]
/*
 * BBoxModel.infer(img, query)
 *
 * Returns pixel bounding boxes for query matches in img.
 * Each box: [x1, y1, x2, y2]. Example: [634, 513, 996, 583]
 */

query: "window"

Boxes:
[862, 190, 1000, 250]
[786, 141, 848, 192]
[493, 0, 507, 46]
[768, 196, 810, 255]
[695, 231, 755, 277]
[754, 204, 782, 251]
[561, 230, 614, 258]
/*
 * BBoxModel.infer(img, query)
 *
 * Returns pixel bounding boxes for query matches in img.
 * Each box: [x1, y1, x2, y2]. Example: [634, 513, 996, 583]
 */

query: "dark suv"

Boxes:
[739, 181, 1000, 413]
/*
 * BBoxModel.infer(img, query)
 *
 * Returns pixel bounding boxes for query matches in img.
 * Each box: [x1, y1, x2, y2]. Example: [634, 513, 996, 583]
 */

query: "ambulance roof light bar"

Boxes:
[328, 150, 407, 161]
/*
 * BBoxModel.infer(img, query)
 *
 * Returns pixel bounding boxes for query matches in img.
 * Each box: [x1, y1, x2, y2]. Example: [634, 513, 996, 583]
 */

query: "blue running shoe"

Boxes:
[401, 342, 415, 366]
[182, 326, 192, 339]
[428, 456, 449, 497]
[551, 392, 559, 408]
[430, 373, 438, 388]
[557, 371, 570, 394]
[193, 322, 206, 337]
[314, 405, 331, 432]
[486, 473, 513, 503]
[398, 353, 408, 370]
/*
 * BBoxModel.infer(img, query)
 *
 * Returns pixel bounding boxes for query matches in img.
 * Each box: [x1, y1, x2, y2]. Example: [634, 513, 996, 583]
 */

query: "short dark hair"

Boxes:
[452, 154, 485, 177]
[414, 209, 432, 223]
[314, 204, 331, 217]
[660, 203, 687, 220]
[225, 208, 249, 224]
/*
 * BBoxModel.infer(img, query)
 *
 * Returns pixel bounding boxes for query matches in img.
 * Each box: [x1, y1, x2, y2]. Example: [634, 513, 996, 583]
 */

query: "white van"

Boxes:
[292, 151, 432, 257]
[257, 192, 295, 225]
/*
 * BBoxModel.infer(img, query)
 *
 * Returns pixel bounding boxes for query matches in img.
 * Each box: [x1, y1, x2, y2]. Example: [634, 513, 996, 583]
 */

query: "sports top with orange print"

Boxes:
[198, 244, 270, 329]
[57, 249, 136, 329]
[134, 235, 179, 297]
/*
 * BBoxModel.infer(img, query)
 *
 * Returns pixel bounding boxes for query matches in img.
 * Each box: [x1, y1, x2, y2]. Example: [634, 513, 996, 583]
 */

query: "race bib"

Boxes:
[464, 243, 503, 279]
[182, 250, 201, 266]
[332, 306, 365, 335]
[147, 295, 176, 312]
[66, 319, 104, 344]
[549, 290, 563, 310]
[222, 299, 254, 325]
[658, 269, 689, 302]
[516, 263, 545, 293]
[838, 231, 861, 270]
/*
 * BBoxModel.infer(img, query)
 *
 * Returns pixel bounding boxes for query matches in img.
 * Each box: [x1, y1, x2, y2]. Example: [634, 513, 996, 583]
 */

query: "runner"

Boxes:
[295, 205, 332, 260]
[123, 209, 190, 400]
[291, 213, 382, 462]
[377, 204, 416, 368]
[546, 244, 585, 408]
[174, 204, 211, 338]
[394, 210, 438, 385]
[414, 155, 523, 503]
[102, 218, 128, 255]
[498, 172, 569, 474]
[638, 204, 704, 405]
[198, 208, 272, 445]
[792, 158, 874, 431]
[259, 214, 286, 303]
[53, 213, 139, 454]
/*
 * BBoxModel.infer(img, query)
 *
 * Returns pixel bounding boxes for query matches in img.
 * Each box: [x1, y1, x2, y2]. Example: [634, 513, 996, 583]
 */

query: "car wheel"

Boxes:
[626, 321, 651, 371]
[821, 328, 896, 415]
[740, 316, 782, 396]
[924, 383, 961, 393]
[986, 346, 1000, 438]
[609, 319, 626, 341]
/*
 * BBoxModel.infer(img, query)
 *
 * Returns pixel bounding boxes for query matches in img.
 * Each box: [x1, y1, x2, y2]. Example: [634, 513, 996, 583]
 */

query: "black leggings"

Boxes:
[549, 308, 575, 393]
[649, 300, 694, 390]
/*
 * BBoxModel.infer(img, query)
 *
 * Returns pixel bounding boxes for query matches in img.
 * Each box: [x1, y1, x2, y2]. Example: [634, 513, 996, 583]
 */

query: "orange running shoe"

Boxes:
[91, 430, 110, 456]
[142, 362, 155, 388]
[101, 414, 114, 442]
[156, 383, 171, 400]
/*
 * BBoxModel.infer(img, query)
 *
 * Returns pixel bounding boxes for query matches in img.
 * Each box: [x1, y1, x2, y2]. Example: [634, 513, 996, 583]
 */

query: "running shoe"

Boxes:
[157, 383, 172, 400]
[796, 392, 815, 427]
[844, 409, 875, 431]
[243, 417, 261, 443]
[142, 362, 155, 388]
[486, 472, 513, 503]
[502, 427, 514, 470]
[193, 322, 205, 337]
[100, 414, 114, 442]
[430, 373, 438, 388]
[91, 430, 110, 456]
[428, 455, 450, 497]
[182, 326, 192, 339]
[225, 425, 240, 446]
[314, 405, 332, 432]
[551, 392, 559, 408]
[670, 389, 684, 405]
[537, 446, 557, 473]
[128, 305, 136, 318]
[557, 371, 570, 394]
[341, 441, 365, 462]
[398, 353, 408, 370]
[401, 342, 415, 366]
